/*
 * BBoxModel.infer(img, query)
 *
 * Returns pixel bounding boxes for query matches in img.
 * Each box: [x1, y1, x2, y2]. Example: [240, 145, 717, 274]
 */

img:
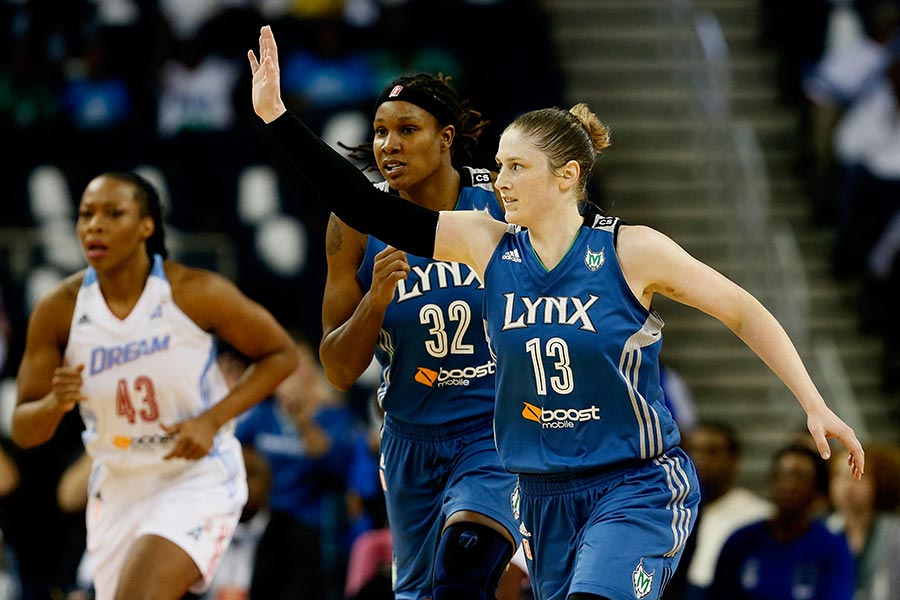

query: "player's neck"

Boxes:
[401, 165, 460, 212]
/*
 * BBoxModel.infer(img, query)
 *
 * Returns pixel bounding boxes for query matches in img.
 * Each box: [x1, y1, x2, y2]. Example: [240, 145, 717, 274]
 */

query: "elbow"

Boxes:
[11, 404, 62, 449]
[10, 427, 45, 450]
[319, 338, 358, 391]
[322, 363, 355, 392]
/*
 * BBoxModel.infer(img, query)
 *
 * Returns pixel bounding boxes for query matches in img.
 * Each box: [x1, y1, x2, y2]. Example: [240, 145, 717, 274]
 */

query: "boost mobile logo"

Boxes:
[521, 401, 601, 428]
[414, 360, 496, 387]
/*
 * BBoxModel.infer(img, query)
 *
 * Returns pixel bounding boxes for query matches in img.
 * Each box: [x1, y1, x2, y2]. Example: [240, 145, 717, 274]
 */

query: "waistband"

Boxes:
[516, 455, 668, 496]
[383, 413, 494, 442]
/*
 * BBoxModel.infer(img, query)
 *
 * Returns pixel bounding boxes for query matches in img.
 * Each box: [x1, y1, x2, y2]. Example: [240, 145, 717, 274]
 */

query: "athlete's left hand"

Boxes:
[806, 405, 865, 480]
[161, 416, 217, 460]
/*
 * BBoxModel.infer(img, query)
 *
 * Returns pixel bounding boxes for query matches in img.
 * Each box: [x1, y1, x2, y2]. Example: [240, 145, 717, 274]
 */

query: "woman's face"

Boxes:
[76, 175, 152, 270]
[372, 100, 452, 191]
[494, 127, 560, 227]
[769, 451, 820, 515]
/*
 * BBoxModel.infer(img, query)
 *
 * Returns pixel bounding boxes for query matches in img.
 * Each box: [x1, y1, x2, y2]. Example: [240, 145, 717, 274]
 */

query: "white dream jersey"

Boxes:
[64, 255, 235, 472]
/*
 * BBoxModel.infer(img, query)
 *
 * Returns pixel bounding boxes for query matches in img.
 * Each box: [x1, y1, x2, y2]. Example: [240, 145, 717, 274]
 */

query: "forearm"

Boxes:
[321, 295, 387, 390]
[266, 111, 439, 257]
[12, 396, 69, 448]
[728, 295, 823, 412]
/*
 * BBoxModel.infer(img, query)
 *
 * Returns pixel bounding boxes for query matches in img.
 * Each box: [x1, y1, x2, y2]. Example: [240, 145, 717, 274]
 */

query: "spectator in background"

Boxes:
[827, 54, 900, 387]
[679, 421, 773, 599]
[201, 446, 273, 600]
[55, 450, 92, 599]
[1, 410, 85, 600]
[156, 33, 244, 233]
[659, 363, 698, 434]
[0, 444, 21, 600]
[236, 339, 380, 600]
[800, 0, 900, 225]
[709, 444, 854, 600]
[828, 443, 900, 600]
[0, 287, 10, 378]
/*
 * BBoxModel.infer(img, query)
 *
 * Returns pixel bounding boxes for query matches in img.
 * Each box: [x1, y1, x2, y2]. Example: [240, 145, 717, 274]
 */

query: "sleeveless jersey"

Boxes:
[483, 216, 681, 474]
[358, 167, 505, 425]
[65, 255, 236, 472]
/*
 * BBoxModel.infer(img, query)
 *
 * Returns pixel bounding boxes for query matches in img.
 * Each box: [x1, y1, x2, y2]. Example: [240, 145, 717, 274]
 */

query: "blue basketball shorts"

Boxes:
[514, 447, 700, 600]
[380, 414, 520, 600]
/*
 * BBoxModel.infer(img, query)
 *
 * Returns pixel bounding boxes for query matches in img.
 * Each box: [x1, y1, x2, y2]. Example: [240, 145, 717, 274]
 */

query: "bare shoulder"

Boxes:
[165, 261, 241, 328]
[27, 271, 83, 341]
[166, 260, 235, 298]
[616, 224, 678, 256]
[326, 212, 367, 258]
[38, 272, 82, 314]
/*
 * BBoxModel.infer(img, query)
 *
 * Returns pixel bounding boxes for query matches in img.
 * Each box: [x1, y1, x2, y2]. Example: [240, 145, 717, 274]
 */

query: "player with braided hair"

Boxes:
[319, 72, 520, 599]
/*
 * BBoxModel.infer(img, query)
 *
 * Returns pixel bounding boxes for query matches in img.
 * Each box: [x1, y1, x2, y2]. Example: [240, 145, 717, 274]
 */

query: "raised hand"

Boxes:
[248, 25, 287, 123]
[370, 246, 411, 307]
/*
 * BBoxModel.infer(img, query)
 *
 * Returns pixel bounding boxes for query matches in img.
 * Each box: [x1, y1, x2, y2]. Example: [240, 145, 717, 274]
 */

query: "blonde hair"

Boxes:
[506, 103, 611, 200]
[569, 103, 611, 154]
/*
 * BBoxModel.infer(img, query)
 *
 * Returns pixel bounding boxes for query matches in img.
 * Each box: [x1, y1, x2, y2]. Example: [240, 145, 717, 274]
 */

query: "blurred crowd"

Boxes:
[0, 0, 566, 375]
[764, 0, 900, 391]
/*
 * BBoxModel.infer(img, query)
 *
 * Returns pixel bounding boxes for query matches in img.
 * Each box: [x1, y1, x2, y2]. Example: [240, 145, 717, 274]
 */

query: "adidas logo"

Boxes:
[501, 248, 522, 263]
[77, 313, 90, 325]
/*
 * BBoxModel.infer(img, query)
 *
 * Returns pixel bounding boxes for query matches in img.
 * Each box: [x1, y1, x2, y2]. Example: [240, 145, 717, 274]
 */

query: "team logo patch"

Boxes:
[414, 367, 438, 386]
[632, 559, 654, 599]
[584, 246, 605, 271]
[389, 85, 403, 98]
[510, 486, 521, 521]
[518, 522, 531, 538]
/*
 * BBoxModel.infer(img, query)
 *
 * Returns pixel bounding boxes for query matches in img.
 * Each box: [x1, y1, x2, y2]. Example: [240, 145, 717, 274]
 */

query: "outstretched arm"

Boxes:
[248, 26, 439, 258]
[618, 225, 865, 479]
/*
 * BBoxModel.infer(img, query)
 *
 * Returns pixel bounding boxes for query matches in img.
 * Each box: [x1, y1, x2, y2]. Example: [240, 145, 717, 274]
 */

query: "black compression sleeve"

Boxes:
[266, 110, 439, 258]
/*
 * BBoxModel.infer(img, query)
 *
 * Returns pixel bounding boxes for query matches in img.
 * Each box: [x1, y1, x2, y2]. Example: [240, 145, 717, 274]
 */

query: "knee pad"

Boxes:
[432, 521, 514, 600]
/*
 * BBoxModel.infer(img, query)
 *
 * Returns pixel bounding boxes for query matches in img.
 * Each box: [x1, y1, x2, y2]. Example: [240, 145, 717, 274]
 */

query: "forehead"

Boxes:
[774, 451, 816, 476]
[496, 127, 541, 161]
[374, 100, 438, 125]
[81, 176, 137, 205]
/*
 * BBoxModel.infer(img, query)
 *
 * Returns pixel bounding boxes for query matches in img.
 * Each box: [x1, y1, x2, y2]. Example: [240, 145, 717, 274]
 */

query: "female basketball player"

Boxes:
[249, 25, 864, 600]
[318, 73, 519, 599]
[12, 171, 298, 600]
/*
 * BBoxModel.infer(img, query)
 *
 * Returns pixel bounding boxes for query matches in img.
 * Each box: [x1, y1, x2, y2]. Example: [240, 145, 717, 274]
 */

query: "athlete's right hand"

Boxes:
[50, 364, 84, 413]
[370, 246, 410, 307]
[248, 25, 287, 124]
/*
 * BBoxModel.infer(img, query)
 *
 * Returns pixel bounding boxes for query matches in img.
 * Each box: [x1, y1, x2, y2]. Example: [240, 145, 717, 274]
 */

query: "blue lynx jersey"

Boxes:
[483, 216, 681, 474]
[358, 167, 505, 425]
